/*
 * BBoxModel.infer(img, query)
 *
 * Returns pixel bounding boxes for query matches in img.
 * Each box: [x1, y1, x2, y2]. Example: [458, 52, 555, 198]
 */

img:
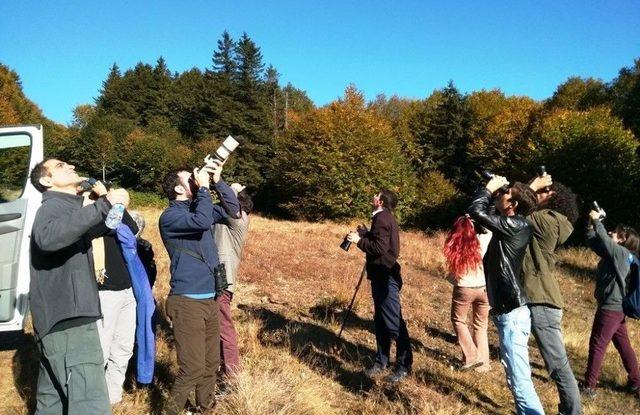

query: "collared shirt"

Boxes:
[371, 207, 384, 217]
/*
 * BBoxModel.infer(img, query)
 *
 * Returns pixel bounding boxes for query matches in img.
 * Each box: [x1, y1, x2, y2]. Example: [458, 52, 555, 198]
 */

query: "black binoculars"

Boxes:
[79, 178, 113, 192]
[340, 235, 352, 251]
[592, 201, 606, 220]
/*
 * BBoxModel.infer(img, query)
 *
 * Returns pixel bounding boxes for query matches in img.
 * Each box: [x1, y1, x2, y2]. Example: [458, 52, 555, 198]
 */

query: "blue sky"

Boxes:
[1, 0, 639, 125]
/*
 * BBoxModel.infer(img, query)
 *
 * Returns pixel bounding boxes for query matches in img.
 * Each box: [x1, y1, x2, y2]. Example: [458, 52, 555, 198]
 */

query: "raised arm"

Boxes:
[33, 197, 111, 252]
[160, 188, 215, 236]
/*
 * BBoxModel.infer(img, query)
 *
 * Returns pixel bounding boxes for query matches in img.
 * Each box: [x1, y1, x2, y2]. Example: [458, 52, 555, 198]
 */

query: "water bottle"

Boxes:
[105, 203, 125, 229]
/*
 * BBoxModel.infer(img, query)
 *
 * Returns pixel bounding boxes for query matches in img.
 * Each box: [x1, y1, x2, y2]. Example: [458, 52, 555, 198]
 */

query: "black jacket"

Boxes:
[468, 188, 532, 315]
[29, 191, 110, 338]
[357, 208, 401, 279]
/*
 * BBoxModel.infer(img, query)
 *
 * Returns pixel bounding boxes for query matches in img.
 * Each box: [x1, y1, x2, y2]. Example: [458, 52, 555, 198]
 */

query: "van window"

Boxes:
[0, 133, 31, 203]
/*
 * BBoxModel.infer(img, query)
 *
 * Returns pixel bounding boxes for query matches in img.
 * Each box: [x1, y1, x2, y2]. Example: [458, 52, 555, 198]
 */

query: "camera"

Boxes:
[592, 201, 606, 220]
[214, 263, 230, 293]
[206, 135, 240, 167]
[481, 171, 509, 194]
[340, 235, 352, 251]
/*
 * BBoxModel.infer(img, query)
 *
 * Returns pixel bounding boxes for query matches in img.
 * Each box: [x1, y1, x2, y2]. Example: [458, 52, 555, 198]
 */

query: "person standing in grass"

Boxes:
[213, 183, 252, 378]
[347, 189, 413, 383]
[582, 210, 640, 399]
[468, 174, 544, 415]
[29, 158, 129, 415]
[444, 215, 492, 373]
[159, 162, 239, 415]
[521, 181, 582, 415]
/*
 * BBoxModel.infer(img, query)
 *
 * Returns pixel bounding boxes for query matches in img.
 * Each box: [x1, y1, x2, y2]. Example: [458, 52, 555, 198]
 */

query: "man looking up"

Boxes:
[347, 189, 413, 383]
[521, 180, 581, 415]
[468, 175, 544, 415]
[159, 162, 239, 415]
[29, 158, 129, 415]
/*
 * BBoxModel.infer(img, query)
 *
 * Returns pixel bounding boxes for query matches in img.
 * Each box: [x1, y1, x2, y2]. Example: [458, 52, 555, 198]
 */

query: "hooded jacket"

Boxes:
[468, 188, 532, 315]
[521, 209, 574, 308]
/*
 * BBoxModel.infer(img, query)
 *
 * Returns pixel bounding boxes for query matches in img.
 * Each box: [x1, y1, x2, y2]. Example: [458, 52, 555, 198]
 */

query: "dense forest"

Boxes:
[1, 31, 639, 229]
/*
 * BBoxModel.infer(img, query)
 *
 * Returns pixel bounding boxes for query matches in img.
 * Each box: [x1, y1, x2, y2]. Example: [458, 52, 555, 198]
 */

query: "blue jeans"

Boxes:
[493, 306, 545, 415]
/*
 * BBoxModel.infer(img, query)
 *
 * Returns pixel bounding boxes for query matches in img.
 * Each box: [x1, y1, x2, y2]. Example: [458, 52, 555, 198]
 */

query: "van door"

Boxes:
[0, 125, 43, 332]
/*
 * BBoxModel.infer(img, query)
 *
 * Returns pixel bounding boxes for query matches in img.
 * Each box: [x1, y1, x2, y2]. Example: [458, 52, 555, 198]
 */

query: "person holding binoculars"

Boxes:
[28, 158, 130, 414]
[159, 160, 240, 415]
[468, 174, 544, 415]
[581, 206, 640, 399]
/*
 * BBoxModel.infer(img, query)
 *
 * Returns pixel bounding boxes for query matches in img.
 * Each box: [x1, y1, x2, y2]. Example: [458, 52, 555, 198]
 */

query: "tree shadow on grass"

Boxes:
[240, 303, 376, 393]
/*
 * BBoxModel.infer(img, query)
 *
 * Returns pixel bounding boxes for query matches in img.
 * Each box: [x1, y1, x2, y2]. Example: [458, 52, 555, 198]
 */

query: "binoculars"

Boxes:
[79, 178, 112, 192]
[481, 171, 509, 194]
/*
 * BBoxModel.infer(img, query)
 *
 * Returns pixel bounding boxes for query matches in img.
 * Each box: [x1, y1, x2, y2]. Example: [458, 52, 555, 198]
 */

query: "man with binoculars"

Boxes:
[28, 158, 129, 414]
[159, 159, 239, 415]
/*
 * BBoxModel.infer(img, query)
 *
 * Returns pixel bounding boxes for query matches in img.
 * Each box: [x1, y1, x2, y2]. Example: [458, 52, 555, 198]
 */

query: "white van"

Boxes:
[0, 125, 43, 332]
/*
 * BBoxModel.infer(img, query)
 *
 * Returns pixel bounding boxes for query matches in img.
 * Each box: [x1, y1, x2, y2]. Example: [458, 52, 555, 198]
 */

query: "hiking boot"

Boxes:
[364, 363, 387, 377]
[386, 367, 410, 383]
[580, 385, 597, 399]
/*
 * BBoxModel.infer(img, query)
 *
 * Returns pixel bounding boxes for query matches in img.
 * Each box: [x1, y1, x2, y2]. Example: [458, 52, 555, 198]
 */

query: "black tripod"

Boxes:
[337, 264, 367, 341]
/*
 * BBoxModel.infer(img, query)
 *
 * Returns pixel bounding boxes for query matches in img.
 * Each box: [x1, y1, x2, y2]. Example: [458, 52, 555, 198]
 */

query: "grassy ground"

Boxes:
[2, 209, 640, 414]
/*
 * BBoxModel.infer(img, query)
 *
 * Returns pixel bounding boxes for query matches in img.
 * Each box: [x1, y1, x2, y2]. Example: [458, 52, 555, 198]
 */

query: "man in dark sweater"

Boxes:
[347, 189, 412, 382]
[29, 158, 128, 415]
[159, 163, 239, 415]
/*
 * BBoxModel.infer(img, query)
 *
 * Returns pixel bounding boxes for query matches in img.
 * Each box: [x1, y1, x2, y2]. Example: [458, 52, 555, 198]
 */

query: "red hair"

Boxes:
[443, 216, 483, 279]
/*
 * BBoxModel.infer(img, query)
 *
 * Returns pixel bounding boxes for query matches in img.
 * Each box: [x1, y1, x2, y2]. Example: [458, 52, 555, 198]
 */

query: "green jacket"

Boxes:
[521, 209, 574, 308]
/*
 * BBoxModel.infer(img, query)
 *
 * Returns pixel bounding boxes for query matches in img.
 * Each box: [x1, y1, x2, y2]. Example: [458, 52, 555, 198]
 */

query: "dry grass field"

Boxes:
[2, 208, 640, 414]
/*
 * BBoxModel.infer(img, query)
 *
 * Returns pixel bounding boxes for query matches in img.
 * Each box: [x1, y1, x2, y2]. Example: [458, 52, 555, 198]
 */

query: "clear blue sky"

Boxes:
[1, 0, 639, 125]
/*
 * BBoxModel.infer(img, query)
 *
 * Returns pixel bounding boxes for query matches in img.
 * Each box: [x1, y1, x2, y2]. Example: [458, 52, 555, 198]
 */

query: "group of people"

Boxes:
[22, 154, 640, 415]
[443, 173, 640, 414]
[27, 157, 251, 414]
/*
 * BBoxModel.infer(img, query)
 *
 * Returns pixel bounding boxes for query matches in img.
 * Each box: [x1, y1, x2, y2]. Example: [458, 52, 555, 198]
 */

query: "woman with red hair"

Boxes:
[444, 215, 492, 372]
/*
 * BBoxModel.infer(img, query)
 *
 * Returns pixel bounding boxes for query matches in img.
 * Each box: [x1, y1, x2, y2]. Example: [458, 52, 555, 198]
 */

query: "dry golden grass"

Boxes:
[2, 209, 640, 414]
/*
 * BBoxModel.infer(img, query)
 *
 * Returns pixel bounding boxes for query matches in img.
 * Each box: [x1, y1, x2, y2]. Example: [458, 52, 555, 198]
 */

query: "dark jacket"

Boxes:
[587, 219, 632, 311]
[357, 208, 401, 279]
[137, 238, 157, 288]
[89, 207, 139, 291]
[29, 191, 111, 338]
[159, 181, 239, 296]
[521, 209, 574, 308]
[468, 188, 532, 315]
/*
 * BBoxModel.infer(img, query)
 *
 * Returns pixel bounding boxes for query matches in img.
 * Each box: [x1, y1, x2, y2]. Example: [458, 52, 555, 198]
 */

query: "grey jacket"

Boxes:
[213, 211, 250, 293]
[587, 219, 632, 311]
[29, 191, 111, 338]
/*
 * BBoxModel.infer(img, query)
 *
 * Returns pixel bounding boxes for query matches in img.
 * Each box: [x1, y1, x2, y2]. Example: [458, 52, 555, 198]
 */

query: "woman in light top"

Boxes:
[444, 215, 492, 372]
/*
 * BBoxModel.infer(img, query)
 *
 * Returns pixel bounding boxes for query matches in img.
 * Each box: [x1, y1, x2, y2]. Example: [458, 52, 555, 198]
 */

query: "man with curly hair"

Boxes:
[521, 180, 581, 415]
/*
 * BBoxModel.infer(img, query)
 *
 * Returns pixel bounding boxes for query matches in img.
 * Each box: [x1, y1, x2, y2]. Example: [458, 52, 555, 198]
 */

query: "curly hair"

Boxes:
[443, 216, 483, 279]
[545, 182, 579, 224]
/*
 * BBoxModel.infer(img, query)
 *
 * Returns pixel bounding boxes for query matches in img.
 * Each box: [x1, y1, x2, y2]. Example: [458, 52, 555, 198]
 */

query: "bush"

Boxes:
[129, 190, 166, 209]
[407, 171, 465, 230]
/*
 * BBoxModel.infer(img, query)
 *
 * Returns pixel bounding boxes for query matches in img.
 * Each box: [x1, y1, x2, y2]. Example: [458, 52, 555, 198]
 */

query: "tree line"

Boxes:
[0, 31, 639, 229]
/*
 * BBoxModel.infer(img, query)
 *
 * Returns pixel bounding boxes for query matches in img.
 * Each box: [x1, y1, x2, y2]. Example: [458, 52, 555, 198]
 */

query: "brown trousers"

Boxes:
[451, 286, 490, 366]
[165, 295, 220, 414]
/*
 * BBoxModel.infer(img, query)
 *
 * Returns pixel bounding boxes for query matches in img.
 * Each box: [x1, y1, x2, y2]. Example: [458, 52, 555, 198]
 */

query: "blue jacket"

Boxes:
[159, 181, 240, 296]
[116, 225, 156, 384]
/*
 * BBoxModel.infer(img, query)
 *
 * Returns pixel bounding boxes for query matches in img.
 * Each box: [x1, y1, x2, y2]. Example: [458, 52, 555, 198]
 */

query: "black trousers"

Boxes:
[370, 274, 413, 370]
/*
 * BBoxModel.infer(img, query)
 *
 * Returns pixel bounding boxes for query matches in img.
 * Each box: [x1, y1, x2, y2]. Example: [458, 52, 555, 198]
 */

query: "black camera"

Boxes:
[214, 263, 230, 293]
[481, 171, 509, 194]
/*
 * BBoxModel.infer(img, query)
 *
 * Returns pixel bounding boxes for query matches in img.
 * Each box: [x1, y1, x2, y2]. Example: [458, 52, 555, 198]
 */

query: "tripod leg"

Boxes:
[337, 264, 367, 341]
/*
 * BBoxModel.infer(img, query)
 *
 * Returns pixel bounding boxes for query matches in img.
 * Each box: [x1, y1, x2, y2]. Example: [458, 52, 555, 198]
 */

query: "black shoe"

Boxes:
[579, 384, 597, 399]
[387, 367, 410, 383]
[364, 363, 387, 377]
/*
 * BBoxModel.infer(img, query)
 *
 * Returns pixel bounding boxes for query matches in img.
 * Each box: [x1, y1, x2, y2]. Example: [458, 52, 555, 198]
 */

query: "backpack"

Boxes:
[617, 254, 640, 319]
